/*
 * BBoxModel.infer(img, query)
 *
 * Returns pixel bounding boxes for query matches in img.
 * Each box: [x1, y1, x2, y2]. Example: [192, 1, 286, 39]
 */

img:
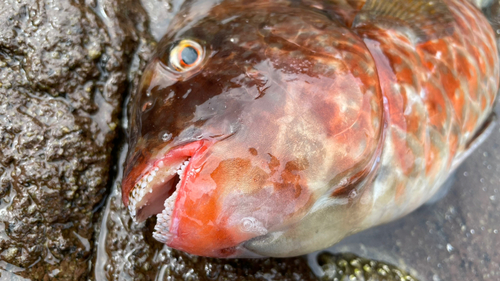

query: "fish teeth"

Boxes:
[153, 159, 190, 243]
[127, 161, 183, 222]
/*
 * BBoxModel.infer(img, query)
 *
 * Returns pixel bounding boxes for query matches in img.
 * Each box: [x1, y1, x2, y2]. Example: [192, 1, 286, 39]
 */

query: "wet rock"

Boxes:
[0, 0, 148, 279]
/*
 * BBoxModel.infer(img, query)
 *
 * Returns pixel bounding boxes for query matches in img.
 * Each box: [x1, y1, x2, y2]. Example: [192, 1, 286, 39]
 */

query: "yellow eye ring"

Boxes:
[169, 40, 204, 72]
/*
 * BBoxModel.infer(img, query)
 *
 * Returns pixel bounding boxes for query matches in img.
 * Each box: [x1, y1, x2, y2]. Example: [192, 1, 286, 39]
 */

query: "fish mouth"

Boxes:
[125, 141, 205, 244]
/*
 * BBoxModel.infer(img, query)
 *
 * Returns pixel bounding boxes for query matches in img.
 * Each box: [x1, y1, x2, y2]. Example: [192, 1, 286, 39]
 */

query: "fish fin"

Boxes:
[450, 113, 497, 172]
[353, 0, 455, 43]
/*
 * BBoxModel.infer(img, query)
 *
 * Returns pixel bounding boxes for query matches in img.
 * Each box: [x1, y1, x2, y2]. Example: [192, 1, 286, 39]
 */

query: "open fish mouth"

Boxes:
[153, 159, 190, 243]
[127, 157, 191, 242]
[125, 141, 208, 244]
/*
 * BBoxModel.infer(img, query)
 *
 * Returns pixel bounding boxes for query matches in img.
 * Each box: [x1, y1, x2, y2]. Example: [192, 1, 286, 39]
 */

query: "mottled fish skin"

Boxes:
[122, 0, 499, 258]
[360, 0, 499, 224]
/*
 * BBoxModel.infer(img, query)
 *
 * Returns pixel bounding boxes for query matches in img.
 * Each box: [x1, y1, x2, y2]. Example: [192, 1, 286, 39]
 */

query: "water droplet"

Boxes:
[494, 229, 498, 234]
[470, 229, 475, 234]
[105, 264, 114, 272]
[446, 243, 453, 252]
[463, 172, 469, 177]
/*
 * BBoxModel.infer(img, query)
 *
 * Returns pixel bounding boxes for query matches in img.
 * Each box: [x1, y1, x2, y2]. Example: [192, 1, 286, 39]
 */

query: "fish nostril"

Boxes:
[160, 131, 172, 142]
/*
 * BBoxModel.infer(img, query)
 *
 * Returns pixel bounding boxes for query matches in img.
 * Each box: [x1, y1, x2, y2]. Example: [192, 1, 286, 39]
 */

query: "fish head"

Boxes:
[122, 1, 384, 258]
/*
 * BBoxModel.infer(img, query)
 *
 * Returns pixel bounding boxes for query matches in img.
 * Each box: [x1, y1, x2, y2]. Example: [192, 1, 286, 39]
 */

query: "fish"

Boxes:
[121, 0, 499, 258]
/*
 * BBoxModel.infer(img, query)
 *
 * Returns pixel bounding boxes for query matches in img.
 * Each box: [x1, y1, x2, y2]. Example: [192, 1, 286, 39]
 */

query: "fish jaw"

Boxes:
[163, 157, 265, 258]
[122, 140, 206, 223]
[122, 139, 263, 257]
[159, 148, 313, 258]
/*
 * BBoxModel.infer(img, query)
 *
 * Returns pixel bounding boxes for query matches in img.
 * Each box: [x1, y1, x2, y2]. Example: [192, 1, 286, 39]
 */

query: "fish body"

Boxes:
[122, 0, 499, 258]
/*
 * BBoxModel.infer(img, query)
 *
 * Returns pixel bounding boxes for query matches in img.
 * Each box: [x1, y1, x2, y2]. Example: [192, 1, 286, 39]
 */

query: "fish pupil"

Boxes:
[181, 46, 198, 65]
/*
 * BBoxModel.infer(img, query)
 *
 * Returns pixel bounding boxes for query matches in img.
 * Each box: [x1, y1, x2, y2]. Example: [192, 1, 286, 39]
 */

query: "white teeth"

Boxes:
[127, 159, 189, 223]
[177, 160, 190, 176]
[127, 157, 191, 243]
[154, 188, 178, 242]
[153, 159, 190, 243]
[152, 232, 172, 244]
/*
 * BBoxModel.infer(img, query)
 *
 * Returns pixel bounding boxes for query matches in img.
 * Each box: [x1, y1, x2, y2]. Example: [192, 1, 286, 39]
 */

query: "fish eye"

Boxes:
[169, 40, 204, 72]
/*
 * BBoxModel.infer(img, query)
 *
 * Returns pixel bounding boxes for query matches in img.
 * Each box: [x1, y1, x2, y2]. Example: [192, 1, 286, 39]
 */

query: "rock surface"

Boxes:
[0, 0, 148, 279]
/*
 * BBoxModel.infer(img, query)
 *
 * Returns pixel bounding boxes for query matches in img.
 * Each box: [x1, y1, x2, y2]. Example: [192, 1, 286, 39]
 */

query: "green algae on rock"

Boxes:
[317, 252, 418, 281]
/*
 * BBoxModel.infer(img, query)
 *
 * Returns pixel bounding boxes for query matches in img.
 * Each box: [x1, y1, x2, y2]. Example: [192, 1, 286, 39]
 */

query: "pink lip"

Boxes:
[122, 140, 206, 207]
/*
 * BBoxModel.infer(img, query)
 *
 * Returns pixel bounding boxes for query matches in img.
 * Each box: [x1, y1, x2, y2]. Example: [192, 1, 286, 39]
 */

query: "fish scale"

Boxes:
[353, 0, 499, 226]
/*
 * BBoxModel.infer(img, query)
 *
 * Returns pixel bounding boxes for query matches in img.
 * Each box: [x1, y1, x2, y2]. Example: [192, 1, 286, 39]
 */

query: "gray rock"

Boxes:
[0, 0, 148, 279]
